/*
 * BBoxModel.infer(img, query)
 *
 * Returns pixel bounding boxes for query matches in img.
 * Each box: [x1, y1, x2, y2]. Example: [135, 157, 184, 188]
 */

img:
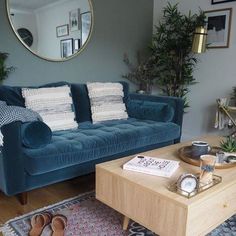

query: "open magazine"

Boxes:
[123, 155, 179, 178]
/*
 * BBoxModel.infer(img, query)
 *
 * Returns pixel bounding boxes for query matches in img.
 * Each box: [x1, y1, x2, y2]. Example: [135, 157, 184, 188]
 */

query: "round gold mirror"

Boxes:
[6, 0, 94, 62]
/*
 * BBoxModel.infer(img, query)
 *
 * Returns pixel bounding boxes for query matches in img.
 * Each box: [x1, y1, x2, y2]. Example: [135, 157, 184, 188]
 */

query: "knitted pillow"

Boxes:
[22, 85, 78, 131]
[0, 100, 42, 146]
[87, 82, 128, 123]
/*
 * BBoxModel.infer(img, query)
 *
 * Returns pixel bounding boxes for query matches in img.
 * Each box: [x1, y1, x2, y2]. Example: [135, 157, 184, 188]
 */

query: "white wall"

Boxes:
[36, 0, 90, 58]
[10, 9, 38, 51]
[153, 0, 236, 140]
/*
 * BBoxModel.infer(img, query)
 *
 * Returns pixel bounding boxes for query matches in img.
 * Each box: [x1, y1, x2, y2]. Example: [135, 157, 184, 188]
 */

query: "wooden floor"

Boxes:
[0, 173, 95, 232]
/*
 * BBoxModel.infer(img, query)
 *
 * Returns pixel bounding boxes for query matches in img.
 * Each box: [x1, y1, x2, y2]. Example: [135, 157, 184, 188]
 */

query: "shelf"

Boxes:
[217, 100, 236, 130]
[227, 106, 236, 111]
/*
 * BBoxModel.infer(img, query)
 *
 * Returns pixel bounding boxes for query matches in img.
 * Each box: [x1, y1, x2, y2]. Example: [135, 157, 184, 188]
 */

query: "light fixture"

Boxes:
[192, 27, 207, 53]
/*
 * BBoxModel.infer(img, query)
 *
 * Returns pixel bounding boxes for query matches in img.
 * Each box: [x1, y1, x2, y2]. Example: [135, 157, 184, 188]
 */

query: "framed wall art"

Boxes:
[69, 9, 81, 32]
[74, 39, 81, 52]
[61, 38, 73, 58]
[81, 11, 92, 45]
[56, 24, 69, 38]
[205, 8, 232, 48]
[212, 0, 236, 4]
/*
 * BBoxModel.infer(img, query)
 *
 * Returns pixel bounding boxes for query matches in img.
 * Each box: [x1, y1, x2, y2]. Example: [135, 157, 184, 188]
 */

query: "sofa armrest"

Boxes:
[127, 93, 184, 142]
[0, 121, 25, 195]
[0, 120, 52, 195]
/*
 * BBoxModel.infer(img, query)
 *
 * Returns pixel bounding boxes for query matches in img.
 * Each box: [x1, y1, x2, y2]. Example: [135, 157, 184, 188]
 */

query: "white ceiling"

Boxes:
[9, 0, 60, 10]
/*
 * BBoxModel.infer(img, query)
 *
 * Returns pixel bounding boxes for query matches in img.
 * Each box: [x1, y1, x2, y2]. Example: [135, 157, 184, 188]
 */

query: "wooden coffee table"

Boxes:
[96, 136, 236, 236]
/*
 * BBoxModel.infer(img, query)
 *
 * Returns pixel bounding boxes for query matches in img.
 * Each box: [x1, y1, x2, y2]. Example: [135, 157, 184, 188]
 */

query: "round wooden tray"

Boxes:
[178, 146, 236, 169]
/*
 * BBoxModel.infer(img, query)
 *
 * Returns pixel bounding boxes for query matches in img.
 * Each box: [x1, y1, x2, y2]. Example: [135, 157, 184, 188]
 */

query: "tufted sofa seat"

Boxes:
[24, 118, 180, 175]
[0, 81, 184, 203]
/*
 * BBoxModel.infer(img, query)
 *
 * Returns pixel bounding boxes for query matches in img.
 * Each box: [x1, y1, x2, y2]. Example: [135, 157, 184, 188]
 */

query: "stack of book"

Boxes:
[123, 155, 179, 178]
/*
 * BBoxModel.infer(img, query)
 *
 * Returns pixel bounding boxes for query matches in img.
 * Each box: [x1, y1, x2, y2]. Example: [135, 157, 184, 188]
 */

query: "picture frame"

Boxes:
[74, 39, 81, 52]
[56, 24, 69, 38]
[69, 9, 81, 32]
[60, 38, 73, 58]
[81, 11, 92, 45]
[205, 8, 232, 48]
[212, 0, 236, 4]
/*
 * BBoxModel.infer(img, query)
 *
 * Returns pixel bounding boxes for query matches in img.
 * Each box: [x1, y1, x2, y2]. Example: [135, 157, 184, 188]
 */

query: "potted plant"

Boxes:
[220, 136, 236, 161]
[150, 3, 206, 108]
[0, 52, 15, 83]
[122, 52, 157, 94]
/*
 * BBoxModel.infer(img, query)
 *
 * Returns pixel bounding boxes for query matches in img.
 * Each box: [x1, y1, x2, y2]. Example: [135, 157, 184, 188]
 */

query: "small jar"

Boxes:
[216, 151, 225, 163]
[199, 155, 216, 187]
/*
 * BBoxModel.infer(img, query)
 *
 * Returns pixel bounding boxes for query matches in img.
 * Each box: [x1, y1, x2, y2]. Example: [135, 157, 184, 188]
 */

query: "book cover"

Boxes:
[123, 155, 179, 178]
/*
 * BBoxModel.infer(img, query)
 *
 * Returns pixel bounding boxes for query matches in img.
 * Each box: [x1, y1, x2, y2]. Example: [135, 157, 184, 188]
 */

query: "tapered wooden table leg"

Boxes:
[123, 216, 130, 230]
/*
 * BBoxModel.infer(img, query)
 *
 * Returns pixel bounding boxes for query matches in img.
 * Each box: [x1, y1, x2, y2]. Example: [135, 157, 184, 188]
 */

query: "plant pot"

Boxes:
[223, 152, 236, 163]
[139, 82, 152, 94]
[223, 151, 236, 158]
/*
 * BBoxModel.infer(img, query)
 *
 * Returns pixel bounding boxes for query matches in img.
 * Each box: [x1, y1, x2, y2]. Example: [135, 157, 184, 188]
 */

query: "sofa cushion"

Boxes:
[70, 81, 129, 123]
[0, 81, 129, 124]
[70, 83, 92, 123]
[0, 101, 42, 146]
[23, 118, 180, 175]
[127, 100, 174, 122]
[21, 121, 52, 149]
[87, 82, 128, 123]
[0, 86, 24, 107]
[0, 101, 42, 127]
[38, 81, 69, 88]
[0, 82, 69, 107]
[22, 85, 78, 131]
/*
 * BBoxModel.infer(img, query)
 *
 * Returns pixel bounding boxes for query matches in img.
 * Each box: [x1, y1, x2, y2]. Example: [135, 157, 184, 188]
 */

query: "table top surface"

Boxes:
[96, 136, 236, 207]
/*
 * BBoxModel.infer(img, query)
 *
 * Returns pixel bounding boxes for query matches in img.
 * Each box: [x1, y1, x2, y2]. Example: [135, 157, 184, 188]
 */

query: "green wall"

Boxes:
[0, 0, 153, 86]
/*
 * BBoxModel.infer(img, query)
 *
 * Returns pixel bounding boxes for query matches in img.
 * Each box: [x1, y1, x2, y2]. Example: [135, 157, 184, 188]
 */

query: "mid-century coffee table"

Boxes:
[96, 136, 236, 236]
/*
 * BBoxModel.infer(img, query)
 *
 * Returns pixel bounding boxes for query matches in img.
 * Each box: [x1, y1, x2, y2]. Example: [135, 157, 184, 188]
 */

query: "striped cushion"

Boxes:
[0, 100, 41, 146]
[22, 86, 78, 131]
[87, 82, 128, 123]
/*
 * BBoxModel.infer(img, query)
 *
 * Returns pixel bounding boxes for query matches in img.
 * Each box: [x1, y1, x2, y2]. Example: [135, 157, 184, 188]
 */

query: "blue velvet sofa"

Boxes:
[0, 82, 184, 204]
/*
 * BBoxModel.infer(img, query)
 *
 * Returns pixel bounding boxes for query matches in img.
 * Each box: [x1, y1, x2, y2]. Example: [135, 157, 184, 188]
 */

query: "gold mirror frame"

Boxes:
[6, 0, 94, 62]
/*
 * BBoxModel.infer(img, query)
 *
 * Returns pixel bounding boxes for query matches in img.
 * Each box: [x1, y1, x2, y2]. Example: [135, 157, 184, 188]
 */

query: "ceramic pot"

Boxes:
[223, 152, 236, 158]
[223, 152, 236, 163]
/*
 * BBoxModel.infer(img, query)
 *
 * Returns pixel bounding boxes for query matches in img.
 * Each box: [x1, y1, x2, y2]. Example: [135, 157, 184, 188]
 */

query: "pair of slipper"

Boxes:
[29, 212, 67, 236]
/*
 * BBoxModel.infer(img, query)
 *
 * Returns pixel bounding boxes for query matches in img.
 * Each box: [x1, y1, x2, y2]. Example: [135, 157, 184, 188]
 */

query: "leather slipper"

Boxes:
[29, 212, 52, 236]
[51, 215, 67, 236]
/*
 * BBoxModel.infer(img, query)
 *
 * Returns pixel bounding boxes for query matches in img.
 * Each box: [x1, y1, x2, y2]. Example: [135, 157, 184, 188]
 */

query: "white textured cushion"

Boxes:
[0, 131, 3, 147]
[87, 82, 128, 123]
[22, 86, 78, 131]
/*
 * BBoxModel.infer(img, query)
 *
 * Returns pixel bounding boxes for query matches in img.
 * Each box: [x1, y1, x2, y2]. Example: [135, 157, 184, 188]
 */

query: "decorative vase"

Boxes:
[223, 151, 236, 158]
[223, 152, 236, 163]
[138, 82, 152, 95]
[199, 155, 216, 188]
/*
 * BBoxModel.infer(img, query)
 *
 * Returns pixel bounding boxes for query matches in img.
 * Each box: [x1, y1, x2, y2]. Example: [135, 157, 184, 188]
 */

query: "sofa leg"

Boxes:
[17, 192, 28, 205]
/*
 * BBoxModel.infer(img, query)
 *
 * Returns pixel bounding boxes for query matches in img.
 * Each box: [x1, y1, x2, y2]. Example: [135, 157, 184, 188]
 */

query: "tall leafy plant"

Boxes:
[0, 52, 14, 82]
[150, 3, 205, 108]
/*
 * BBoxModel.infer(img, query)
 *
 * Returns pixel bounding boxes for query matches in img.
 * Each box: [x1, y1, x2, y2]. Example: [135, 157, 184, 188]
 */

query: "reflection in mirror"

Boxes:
[17, 28, 34, 47]
[7, 0, 93, 61]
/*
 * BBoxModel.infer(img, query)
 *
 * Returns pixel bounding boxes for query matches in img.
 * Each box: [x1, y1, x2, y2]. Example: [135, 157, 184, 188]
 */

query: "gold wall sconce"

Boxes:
[192, 27, 207, 53]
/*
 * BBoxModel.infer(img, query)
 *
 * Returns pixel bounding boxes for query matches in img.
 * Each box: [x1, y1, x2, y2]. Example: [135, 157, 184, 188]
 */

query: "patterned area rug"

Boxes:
[1, 191, 236, 236]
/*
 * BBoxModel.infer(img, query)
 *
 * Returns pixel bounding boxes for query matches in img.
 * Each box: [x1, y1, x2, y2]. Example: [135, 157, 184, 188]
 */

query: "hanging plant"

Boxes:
[150, 3, 206, 108]
[0, 52, 15, 82]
